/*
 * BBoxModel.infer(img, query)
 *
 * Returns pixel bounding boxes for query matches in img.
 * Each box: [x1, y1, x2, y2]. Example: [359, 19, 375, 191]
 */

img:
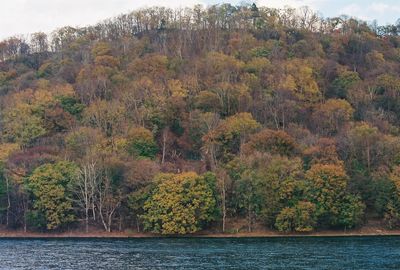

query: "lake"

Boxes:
[0, 237, 399, 269]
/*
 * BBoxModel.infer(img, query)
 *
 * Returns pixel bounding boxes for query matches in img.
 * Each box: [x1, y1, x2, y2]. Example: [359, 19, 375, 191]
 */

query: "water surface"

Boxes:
[0, 236, 399, 269]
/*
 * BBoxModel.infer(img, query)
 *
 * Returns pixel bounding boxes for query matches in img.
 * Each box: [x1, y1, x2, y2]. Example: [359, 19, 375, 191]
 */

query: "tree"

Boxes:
[83, 100, 125, 137]
[194, 112, 221, 170]
[347, 122, 379, 171]
[232, 169, 263, 232]
[312, 99, 354, 135]
[275, 201, 316, 232]
[1, 2, 400, 234]
[227, 154, 305, 230]
[0, 143, 19, 226]
[2, 86, 77, 146]
[242, 129, 297, 156]
[280, 59, 321, 102]
[65, 127, 107, 159]
[43, 105, 75, 134]
[258, 156, 306, 227]
[127, 184, 153, 233]
[28, 161, 78, 230]
[202, 52, 244, 86]
[306, 164, 365, 228]
[128, 54, 168, 81]
[95, 156, 127, 232]
[328, 70, 360, 99]
[73, 160, 98, 233]
[260, 89, 298, 130]
[373, 74, 400, 120]
[2, 104, 46, 146]
[195, 83, 251, 117]
[4, 146, 59, 230]
[195, 91, 222, 113]
[203, 113, 260, 162]
[384, 166, 400, 229]
[125, 127, 158, 159]
[304, 138, 344, 169]
[251, 3, 260, 27]
[57, 95, 85, 118]
[142, 172, 219, 234]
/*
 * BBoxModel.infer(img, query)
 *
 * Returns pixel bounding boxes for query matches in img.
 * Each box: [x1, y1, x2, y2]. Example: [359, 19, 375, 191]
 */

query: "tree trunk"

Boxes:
[119, 214, 122, 232]
[222, 184, 226, 233]
[107, 214, 112, 233]
[24, 213, 27, 233]
[210, 144, 217, 171]
[84, 167, 89, 233]
[85, 207, 89, 233]
[5, 175, 10, 227]
[99, 205, 109, 232]
[248, 202, 252, 233]
[162, 130, 167, 164]
[367, 143, 371, 171]
[23, 196, 27, 233]
[136, 216, 140, 233]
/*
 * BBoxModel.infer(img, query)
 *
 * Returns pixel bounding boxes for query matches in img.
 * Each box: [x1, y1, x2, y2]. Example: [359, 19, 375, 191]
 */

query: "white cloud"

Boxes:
[339, 4, 368, 20]
[256, 0, 399, 24]
[339, 2, 400, 23]
[256, 0, 326, 10]
[0, 0, 204, 39]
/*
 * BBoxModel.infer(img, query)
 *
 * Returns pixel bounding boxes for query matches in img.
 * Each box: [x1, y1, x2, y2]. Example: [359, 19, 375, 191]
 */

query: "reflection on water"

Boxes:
[0, 237, 399, 269]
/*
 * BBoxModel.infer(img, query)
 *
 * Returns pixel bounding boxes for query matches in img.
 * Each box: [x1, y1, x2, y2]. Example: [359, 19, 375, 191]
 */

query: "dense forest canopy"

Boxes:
[1, 3, 400, 234]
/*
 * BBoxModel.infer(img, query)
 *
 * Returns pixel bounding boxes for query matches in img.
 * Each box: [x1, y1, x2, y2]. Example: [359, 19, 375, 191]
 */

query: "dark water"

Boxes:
[0, 237, 399, 269]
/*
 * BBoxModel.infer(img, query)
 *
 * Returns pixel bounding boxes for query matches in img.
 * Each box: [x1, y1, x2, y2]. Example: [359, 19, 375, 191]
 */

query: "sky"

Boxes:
[1, 0, 399, 40]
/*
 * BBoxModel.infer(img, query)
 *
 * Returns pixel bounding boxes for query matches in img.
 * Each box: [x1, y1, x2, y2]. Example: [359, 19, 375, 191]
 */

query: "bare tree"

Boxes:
[96, 173, 122, 232]
[73, 160, 98, 233]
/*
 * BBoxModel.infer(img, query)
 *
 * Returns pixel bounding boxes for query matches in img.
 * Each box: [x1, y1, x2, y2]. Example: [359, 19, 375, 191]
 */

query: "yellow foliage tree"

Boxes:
[142, 172, 218, 234]
[281, 59, 321, 102]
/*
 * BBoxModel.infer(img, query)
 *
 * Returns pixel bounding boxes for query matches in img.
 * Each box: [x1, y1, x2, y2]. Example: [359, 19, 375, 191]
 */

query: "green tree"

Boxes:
[328, 70, 360, 99]
[306, 164, 365, 228]
[384, 166, 400, 229]
[28, 161, 78, 230]
[2, 104, 46, 146]
[125, 127, 158, 159]
[227, 155, 305, 230]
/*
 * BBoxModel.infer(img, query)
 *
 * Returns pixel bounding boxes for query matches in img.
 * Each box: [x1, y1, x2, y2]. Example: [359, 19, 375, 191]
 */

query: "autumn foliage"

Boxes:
[0, 3, 400, 234]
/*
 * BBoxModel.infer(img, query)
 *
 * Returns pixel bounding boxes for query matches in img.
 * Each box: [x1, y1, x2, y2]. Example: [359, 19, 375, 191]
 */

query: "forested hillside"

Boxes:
[1, 3, 400, 234]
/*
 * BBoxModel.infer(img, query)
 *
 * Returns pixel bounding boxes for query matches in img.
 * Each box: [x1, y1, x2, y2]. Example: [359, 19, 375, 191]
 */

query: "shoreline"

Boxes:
[0, 228, 400, 238]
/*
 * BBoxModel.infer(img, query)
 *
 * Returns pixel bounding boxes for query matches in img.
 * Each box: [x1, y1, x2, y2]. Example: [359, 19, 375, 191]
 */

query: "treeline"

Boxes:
[1, 3, 400, 234]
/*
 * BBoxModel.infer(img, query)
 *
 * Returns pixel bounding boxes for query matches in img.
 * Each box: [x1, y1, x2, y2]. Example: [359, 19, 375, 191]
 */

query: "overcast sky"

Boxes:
[1, 0, 399, 39]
